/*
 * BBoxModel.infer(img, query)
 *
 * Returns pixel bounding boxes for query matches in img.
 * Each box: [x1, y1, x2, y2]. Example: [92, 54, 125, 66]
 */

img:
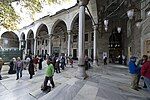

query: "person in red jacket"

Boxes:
[141, 56, 150, 92]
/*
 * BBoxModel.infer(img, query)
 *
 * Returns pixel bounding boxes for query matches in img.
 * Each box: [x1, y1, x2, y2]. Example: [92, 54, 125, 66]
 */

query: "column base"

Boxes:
[75, 65, 88, 80]
[93, 60, 98, 67]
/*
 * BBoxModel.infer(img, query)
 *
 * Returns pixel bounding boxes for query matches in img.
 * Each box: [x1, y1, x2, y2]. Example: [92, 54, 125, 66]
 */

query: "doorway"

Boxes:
[73, 49, 77, 59]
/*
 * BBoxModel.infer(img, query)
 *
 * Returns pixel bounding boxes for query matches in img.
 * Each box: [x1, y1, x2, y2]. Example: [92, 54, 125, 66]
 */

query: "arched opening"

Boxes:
[109, 28, 122, 64]
[1, 31, 19, 49]
[71, 14, 93, 59]
[27, 30, 34, 55]
[36, 24, 49, 56]
[0, 31, 20, 62]
[52, 20, 67, 56]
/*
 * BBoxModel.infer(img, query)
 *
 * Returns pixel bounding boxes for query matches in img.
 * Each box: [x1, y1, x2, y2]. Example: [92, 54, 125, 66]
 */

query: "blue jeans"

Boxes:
[16, 67, 22, 79]
[144, 77, 150, 92]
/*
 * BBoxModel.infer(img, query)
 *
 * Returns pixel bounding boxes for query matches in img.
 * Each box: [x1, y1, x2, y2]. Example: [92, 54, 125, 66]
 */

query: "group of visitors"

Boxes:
[129, 55, 150, 92]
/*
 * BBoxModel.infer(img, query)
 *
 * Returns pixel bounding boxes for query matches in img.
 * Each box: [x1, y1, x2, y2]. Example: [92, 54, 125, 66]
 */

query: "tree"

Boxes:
[0, 0, 70, 30]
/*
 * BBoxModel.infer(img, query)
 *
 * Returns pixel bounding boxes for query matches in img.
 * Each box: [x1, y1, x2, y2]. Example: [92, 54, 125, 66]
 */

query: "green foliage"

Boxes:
[0, 0, 20, 30]
[0, 0, 71, 30]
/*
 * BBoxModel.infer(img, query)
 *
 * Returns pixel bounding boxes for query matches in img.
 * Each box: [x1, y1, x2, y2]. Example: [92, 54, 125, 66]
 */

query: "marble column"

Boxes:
[19, 40, 22, 50]
[49, 35, 52, 56]
[93, 25, 98, 66]
[67, 30, 71, 57]
[34, 38, 37, 55]
[76, 0, 90, 79]
[25, 39, 27, 54]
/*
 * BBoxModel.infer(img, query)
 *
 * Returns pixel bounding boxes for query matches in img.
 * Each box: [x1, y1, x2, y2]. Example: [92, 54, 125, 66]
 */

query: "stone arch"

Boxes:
[1, 31, 19, 49]
[70, 13, 93, 59]
[70, 12, 92, 30]
[51, 19, 68, 34]
[27, 30, 34, 39]
[36, 24, 49, 56]
[51, 19, 68, 55]
[20, 32, 25, 40]
[27, 30, 34, 55]
[36, 24, 49, 37]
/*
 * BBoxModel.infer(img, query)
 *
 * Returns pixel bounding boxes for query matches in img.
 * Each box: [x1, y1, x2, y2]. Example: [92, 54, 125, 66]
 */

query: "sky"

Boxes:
[11, 0, 76, 29]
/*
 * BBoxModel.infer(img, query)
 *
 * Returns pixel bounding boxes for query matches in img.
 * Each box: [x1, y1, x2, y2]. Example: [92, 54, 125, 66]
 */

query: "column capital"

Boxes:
[93, 24, 98, 30]
[67, 30, 72, 35]
[78, 0, 90, 6]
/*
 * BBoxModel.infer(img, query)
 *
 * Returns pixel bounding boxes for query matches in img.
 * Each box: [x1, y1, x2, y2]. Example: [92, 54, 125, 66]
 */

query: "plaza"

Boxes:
[0, 0, 150, 100]
[0, 63, 150, 100]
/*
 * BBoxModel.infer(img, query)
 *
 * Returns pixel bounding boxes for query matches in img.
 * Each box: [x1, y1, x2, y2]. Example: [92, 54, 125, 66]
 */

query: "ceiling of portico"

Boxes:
[96, 0, 141, 30]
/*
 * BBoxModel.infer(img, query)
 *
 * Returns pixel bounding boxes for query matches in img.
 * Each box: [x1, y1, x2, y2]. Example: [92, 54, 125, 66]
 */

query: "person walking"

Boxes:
[85, 55, 89, 70]
[128, 56, 140, 91]
[39, 56, 43, 70]
[103, 54, 107, 65]
[8, 58, 16, 74]
[69, 57, 73, 68]
[137, 55, 148, 89]
[0, 58, 4, 80]
[28, 60, 35, 79]
[60, 55, 65, 70]
[42, 60, 55, 91]
[15, 57, 23, 80]
[141, 56, 150, 92]
[33, 55, 39, 71]
[55, 57, 61, 73]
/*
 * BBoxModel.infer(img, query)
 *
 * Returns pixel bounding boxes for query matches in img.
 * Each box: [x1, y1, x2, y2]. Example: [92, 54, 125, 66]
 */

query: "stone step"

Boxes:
[38, 78, 84, 100]
[73, 81, 98, 100]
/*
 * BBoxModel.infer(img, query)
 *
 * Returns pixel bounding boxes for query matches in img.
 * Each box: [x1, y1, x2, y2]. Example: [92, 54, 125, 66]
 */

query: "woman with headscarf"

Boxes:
[28, 60, 35, 79]
[8, 58, 16, 74]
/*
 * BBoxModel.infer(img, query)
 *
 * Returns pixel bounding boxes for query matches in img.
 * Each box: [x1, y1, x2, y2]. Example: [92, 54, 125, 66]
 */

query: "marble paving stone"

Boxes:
[73, 83, 98, 100]
[65, 78, 79, 85]
[39, 83, 69, 100]
[55, 77, 70, 84]
[29, 89, 47, 99]
[86, 81, 98, 87]
[17, 94, 37, 100]
[0, 92, 18, 100]
[0, 84, 7, 93]
[96, 96, 108, 100]
[96, 88, 127, 100]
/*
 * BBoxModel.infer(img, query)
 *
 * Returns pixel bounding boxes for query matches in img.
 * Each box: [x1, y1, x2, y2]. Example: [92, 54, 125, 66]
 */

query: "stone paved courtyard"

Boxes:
[0, 62, 150, 100]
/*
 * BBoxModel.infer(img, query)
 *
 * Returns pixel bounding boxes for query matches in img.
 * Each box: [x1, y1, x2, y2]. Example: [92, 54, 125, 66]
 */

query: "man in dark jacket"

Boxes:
[141, 56, 150, 92]
[128, 56, 140, 91]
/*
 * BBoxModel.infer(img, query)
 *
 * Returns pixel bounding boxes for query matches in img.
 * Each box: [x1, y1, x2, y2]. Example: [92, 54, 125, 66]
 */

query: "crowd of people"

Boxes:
[0, 53, 76, 92]
[128, 55, 150, 92]
[1, 53, 149, 93]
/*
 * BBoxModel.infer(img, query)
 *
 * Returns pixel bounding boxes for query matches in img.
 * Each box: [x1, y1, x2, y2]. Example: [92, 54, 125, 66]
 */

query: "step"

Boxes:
[39, 78, 84, 100]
